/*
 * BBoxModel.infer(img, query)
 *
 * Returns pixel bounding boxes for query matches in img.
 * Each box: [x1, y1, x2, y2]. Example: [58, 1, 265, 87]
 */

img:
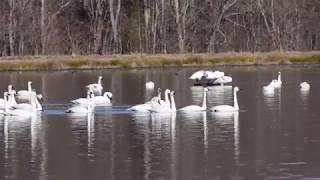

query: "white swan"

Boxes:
[269, 72, 282, 88]
[145, 81, 155, 90]
[210, 87, 240, 112]
[86, 76, 103, 95]
[150, 91, 176, 113]
[9, 91, 41, 111]
[3, 92, 36, 117]
[7, 85, 17, 106]
[179, 88, 208, 111]
[66, 92, 94, 114]
[16, 81, 33, 101]
[300, 82, 310, 91]
[91, 92, 112, 105]
[214, 76, 232, 85]
[128, 88, 165, 112]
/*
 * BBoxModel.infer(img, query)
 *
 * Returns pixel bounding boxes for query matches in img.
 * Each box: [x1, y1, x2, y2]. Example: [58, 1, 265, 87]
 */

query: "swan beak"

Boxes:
[110, 97, 112, 101]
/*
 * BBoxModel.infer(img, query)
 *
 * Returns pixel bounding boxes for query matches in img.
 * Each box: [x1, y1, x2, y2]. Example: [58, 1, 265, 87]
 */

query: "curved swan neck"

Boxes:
[98, 77, 102, 85]
[233, 89, 239, 109]
[202, 89, 207, 110]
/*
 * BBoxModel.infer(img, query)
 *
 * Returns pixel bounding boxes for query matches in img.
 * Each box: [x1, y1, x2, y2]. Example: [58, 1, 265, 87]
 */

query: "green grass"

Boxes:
[0, 52, 319, 71]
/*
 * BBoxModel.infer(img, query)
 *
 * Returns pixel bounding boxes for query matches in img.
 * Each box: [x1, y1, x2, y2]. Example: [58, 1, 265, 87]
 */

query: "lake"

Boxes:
[0, 66, 320, 179]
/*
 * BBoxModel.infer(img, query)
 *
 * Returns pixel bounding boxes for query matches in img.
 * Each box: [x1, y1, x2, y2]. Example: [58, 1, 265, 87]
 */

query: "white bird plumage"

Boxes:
[150, 90, 176, 113]
[210, 87, 240, 112]
[145, 81, 155, 89]
[86, 76, 103, 95]
[300, 81, 310, 91]
[66, 92, 95, 114]
[179, 88, 208, 111]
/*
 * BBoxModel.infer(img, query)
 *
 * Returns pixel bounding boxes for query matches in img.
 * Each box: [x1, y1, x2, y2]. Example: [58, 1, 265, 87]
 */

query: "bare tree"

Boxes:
[108, 0, 121, 52]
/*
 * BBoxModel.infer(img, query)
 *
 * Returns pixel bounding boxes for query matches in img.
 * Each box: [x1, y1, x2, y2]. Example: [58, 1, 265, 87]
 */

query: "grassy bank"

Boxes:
[0, 52, 319, 71]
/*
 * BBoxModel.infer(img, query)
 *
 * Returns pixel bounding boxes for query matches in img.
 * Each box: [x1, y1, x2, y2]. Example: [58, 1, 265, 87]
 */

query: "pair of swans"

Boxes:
[180, 86, 240, 112]
[86, 76, 103, 95]
[263, 72, 282, 91]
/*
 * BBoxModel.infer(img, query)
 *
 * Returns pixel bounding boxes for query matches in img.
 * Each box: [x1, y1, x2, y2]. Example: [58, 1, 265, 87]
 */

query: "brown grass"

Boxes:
[0, 51, 319, 71]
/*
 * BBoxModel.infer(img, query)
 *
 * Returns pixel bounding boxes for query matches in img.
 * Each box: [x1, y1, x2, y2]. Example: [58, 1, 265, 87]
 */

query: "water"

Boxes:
[1, 66, 320, 179]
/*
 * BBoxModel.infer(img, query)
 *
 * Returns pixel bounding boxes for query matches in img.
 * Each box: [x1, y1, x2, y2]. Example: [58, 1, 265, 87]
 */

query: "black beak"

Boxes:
[110, 97, 112, 101]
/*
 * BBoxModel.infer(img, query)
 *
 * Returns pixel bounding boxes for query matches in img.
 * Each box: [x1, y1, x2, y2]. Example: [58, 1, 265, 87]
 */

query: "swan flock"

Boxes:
[0, 71, 311, 117]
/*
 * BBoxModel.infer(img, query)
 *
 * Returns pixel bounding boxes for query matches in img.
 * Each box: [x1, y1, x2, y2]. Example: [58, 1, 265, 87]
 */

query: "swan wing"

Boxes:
[179, 105, 203, 111]
[210, 105, 236, 112]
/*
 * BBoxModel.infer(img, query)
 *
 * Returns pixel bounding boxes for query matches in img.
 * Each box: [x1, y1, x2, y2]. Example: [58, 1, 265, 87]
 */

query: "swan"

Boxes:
[9, 91, 41, 111]
[270, 72, 282, 88]
[66, 92, 95, 114]
[300, 82, 310, 91]
[92, 92, 112, 105]
[72, 91, 112, 106]
[179, 88, 208, 111]
[7, 85, 17, 106]
[3, 92, 36, 117]
[16, 81, 33, 101]
[214, 76, 232, 85]
[86, 76, 103, 95]
[145, 81, 155, 90]
[210, 87, 240, 112]
[128, 88, 170, 112]
[150, 91, 176, 113]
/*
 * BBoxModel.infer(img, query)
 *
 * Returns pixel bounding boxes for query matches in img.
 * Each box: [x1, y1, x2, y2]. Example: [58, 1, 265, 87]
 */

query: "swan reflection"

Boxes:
[211, 111, 240, 164]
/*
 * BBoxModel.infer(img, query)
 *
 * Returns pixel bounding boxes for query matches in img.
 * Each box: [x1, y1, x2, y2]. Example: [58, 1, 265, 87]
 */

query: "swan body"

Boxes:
[300, 82, 310, 91]
[3, 92, 36, 117]
[180, 88, 208, 111]
[86, 76, 103, 95]
[128, 88, 162, 112]
[92, 92, 112, 105]
[66, 92, 94, 113]
[150, 91, 176, 113]
[145, 81, 155, 89]
[16, 81, 33, 101]
[214, 76, 232, 85]
[210, 87, 240, 112]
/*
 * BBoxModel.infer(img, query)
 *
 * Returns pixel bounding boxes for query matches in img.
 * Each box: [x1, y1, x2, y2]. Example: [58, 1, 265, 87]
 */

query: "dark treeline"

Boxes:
[0, 0, 319, 56]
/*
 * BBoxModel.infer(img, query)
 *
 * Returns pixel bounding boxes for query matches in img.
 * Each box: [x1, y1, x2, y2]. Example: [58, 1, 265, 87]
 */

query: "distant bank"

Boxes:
[0, 52, 319, 71]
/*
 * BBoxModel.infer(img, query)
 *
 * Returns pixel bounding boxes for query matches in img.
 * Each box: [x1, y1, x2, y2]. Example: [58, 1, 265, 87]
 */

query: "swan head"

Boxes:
[164, 89, 170, 94]
[234, 87, 239, 92]
[204, 87, 209, 92]
[98, 76, 103, 80]
[8, 84, 13, 91]
[104, 92, 113, 100]
[28, 81, 32, 86]
[170, 91, 176, 96]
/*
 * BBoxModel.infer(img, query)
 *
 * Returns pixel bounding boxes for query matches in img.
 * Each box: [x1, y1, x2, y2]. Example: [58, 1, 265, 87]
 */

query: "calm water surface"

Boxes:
[1, 66, 320, 180]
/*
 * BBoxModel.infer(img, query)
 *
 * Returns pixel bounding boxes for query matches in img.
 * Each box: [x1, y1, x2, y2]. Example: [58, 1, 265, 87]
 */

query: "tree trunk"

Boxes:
[9, 0, 15, 56]
[109, 0, 121, 52]
[41, 0, 46, 54]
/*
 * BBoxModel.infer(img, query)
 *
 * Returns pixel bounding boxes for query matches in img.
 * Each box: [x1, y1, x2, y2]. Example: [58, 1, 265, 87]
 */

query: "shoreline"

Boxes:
[0, 52, 319, 71]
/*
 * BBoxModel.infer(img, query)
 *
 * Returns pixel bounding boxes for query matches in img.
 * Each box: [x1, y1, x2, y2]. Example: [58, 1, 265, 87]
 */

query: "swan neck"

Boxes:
[158, 92, 161, 100]
[170, 94, 176, 111]
[278, 73, 281, 82]
[4, 94, 8, 113]
[28, 83, 32, 92]
[234, 89, 239, 109]
[202, 90, 207, 110]
[165, 91, 170, 105]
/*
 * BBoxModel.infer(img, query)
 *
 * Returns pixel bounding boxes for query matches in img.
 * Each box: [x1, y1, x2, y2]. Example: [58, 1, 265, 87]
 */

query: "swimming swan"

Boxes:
[210, 87, 240, 112]
[66, 92, 95, 113]
[92, 92, 112, 105]
[16, 81, 33, 101]
[3, 92, 36, 117]
[128, 88, 164, 112]
[145, 81, 155, 90]
[179, 88, 208, 111]
[86, 76, 103, 95]
[150, 91, 176, 113]
[9, 91, 42, 111]
[300, 82, 310, 91]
